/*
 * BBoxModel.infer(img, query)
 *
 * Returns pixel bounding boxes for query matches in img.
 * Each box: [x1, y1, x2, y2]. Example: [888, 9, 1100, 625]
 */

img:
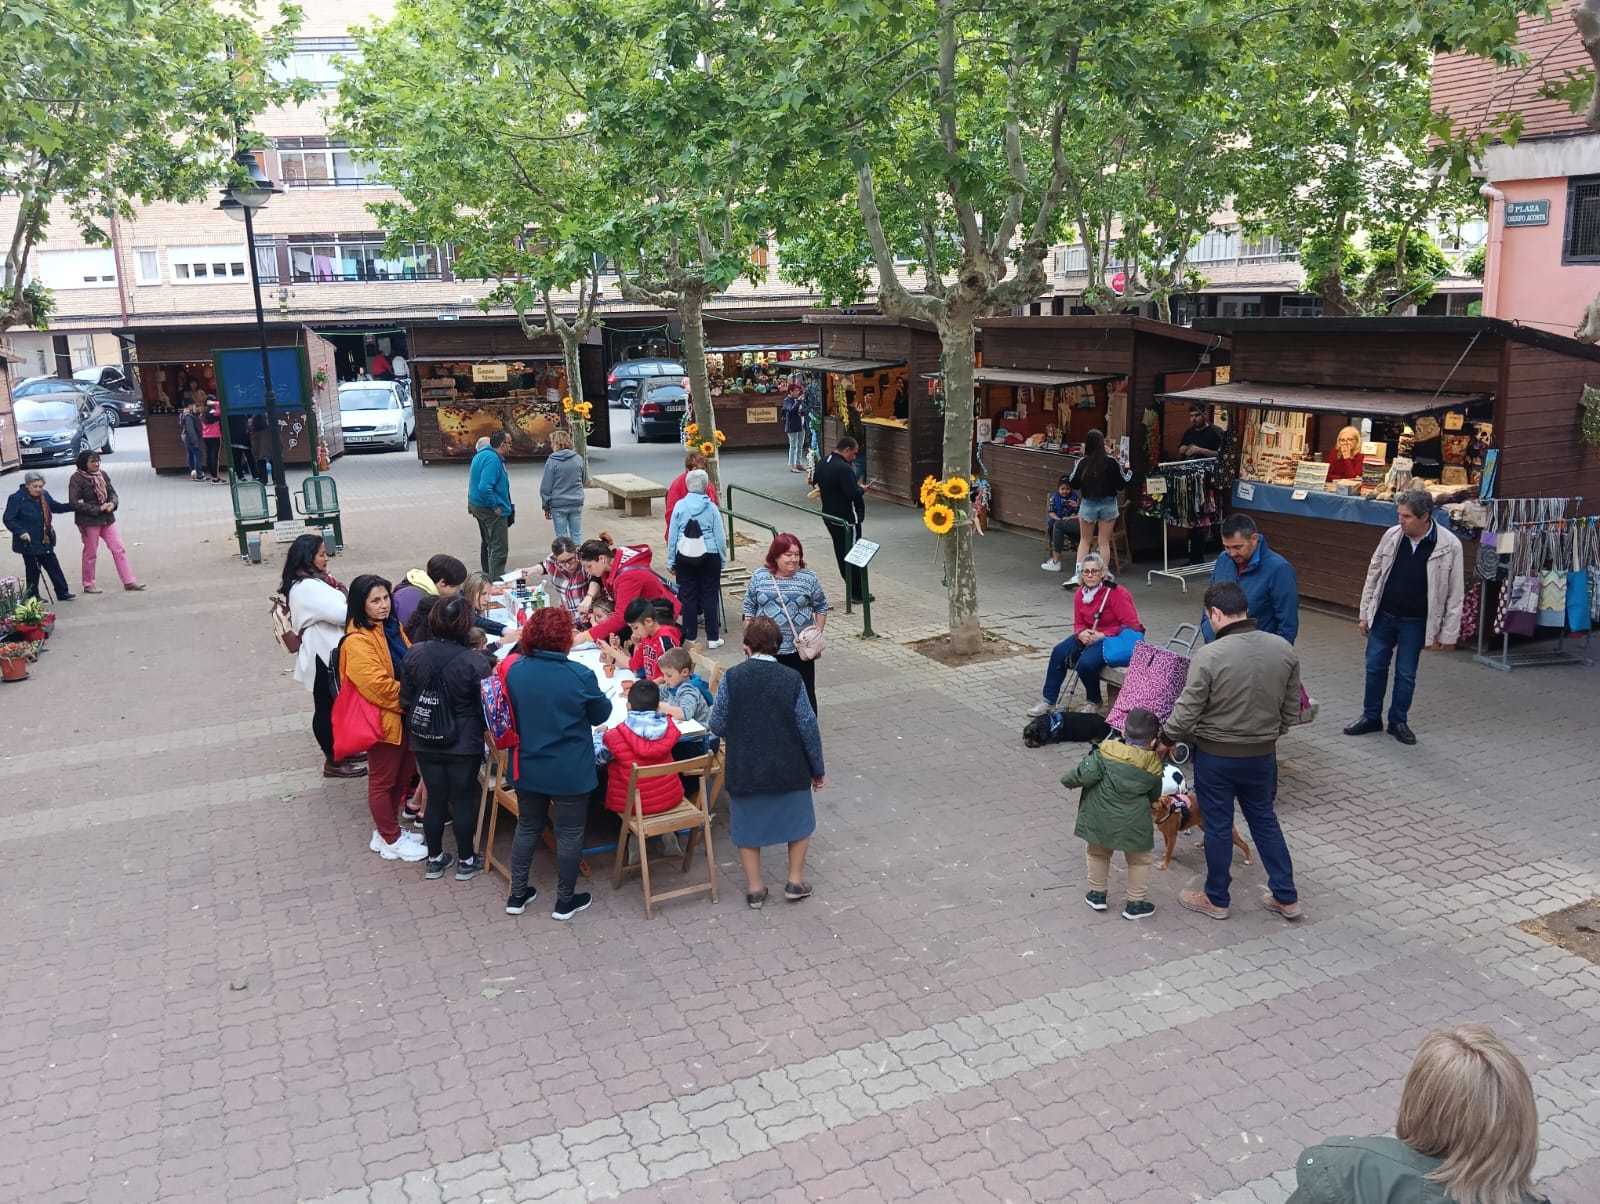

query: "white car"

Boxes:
[338, 381, 414, 451]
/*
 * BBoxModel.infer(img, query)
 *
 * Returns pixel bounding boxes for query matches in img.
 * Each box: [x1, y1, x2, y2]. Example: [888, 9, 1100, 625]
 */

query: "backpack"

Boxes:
[328, 635, 350, 699]
[408, 661, 460, 748]
[481, 672, 516, 750]
[677, 514, 708, 560]
[686, 674, 715, 705]
[269, 595, 301, 655]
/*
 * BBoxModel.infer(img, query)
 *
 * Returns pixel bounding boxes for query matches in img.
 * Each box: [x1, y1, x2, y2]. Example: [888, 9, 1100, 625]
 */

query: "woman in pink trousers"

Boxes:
[67, 450, 145, 593]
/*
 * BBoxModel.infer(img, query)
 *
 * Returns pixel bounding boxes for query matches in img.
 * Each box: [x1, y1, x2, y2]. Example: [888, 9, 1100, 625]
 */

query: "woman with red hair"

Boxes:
[502, 608, 612, 921]
[741, 533, 829, 715]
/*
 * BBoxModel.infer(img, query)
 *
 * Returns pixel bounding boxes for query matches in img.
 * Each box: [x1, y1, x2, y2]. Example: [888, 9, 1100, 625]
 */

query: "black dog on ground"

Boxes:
[1023, 709, 1111, 748]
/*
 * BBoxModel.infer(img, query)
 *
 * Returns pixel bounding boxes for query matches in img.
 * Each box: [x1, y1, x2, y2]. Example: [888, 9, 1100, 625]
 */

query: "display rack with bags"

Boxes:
[1142, 459, 1221, 592]
[1474, 497, 1593, 671]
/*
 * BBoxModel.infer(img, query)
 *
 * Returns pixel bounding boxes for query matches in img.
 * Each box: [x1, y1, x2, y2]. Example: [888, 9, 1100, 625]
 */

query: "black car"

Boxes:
[606, 359, 686, 407]
[73, 365, 145, 425]
[632, 381, 689, 441]
[15, 375, 144, 427]
[15, 392, 116, 466]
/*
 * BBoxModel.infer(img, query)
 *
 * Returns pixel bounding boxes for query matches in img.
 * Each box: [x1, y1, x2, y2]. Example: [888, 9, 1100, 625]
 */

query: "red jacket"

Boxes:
[1074, 582, 1142, 637]
[603, 716, 684, 814]
[589, 546, 681, 643]
[664, 472, 719, 540]
[629, 626, 682, 681]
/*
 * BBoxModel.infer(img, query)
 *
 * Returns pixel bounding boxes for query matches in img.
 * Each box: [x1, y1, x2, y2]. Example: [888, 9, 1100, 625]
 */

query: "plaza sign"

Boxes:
[1504, 200, 1549, 228]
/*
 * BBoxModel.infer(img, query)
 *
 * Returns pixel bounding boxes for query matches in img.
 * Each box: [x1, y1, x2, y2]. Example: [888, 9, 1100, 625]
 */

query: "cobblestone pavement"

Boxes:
[3, 426, 1599, 1204]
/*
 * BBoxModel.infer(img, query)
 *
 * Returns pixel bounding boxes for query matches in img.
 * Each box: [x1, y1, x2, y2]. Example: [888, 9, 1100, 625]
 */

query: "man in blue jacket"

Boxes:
[468, 431, 514, 577]
[1201, 514, 1300, 643]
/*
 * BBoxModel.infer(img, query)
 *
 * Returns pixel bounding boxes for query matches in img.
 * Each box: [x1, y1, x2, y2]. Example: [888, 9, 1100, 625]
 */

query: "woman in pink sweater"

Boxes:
[1028, 553, 1144, 716]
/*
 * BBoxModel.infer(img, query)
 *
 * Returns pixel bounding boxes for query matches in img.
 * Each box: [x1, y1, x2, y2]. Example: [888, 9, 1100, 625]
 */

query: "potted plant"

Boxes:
[6, 597, 48, 643]
[0, 640, 36, 682]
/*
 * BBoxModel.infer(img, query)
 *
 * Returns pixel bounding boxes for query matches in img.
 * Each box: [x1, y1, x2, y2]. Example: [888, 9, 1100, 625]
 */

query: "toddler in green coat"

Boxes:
[1061, 707, 1165, 920]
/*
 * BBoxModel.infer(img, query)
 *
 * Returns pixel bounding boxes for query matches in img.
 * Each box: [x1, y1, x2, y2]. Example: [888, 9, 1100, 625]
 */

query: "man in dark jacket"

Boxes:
[814, 436, 868, 604]
[1202, 515, 1300, 643]
[3, 473, 76, 600]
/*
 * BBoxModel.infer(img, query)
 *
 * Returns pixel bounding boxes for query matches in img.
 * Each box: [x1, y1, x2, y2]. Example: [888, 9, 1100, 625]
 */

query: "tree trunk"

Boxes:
[555, 324, 591, 483]
[936, 311, 981, 655]
[678, 286, 722, 490]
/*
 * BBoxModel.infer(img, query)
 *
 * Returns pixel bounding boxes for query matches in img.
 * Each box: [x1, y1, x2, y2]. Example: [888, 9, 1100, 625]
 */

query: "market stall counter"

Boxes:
[705, 344, 817, 449]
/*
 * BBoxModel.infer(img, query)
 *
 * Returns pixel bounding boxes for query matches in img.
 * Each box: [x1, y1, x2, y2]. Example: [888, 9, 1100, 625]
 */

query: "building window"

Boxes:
[36, 248, 117, 290]
[1191, 228, 1240, 266]
[134, 249, 160, 285]
[278, 145, 381, 188]
[1053, 245, 1088, 275]
[268, 37, 360, 89]
[170, 244, 249, 284]
[1564, 176, 1600, 263]
[278, 234, 445, 283]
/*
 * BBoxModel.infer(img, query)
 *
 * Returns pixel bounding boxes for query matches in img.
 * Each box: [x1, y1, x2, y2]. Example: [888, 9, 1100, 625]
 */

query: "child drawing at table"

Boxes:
[593, 679, 683, 816]
[656, 646, 719, 774]
[600, 597, 681, 682]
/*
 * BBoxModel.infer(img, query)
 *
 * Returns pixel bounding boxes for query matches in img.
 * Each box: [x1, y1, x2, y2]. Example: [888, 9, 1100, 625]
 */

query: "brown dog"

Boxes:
[1151, 793, 1252, 871]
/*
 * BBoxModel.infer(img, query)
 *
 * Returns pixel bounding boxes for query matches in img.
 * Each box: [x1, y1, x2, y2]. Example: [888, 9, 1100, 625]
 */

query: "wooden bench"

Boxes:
[591, 473, 669, 518]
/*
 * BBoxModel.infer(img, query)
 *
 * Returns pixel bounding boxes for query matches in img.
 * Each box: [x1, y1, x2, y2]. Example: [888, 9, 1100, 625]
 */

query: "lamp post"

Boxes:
[219, 152, 292, 520]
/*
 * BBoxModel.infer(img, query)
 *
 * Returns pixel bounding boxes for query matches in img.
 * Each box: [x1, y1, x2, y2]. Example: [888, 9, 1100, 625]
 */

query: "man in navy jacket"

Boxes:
[1201, 514, 1300, 644]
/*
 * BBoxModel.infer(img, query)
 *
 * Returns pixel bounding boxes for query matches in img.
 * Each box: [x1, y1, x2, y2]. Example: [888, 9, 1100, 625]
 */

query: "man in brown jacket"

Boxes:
[1159, 581, 1302, 922]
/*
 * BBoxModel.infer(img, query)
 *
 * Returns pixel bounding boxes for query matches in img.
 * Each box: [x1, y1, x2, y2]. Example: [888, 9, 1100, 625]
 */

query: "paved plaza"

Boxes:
[3, 424, 1599, 1204]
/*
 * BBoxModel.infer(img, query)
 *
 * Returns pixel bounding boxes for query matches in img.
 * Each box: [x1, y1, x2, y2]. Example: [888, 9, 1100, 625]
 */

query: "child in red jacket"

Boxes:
[600, 597, 681, 682]
[596, 680, 683, 816]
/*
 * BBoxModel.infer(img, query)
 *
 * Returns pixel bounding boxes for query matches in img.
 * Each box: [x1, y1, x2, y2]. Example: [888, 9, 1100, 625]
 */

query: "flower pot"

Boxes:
[0, 656, 29, 683]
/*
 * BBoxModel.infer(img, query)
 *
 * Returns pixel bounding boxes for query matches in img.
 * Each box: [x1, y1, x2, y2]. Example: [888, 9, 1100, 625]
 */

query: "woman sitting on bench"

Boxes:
[1028, 554, 1144, 718]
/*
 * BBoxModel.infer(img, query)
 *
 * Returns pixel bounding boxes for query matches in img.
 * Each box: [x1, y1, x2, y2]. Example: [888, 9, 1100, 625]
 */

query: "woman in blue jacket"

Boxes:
[503, 608, 612, 921]
[3, 472, 76, 600]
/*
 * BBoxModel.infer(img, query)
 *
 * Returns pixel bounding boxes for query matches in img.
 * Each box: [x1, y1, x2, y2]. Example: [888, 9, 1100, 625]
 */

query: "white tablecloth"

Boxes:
[497, 640, 704, 736]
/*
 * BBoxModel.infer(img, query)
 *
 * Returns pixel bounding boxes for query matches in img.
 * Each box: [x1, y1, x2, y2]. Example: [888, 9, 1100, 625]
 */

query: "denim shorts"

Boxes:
[1078, 496, 1120, 523]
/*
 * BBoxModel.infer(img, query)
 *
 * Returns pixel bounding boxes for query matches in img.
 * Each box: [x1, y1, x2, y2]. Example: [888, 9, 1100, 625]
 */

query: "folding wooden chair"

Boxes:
[1107, 500, 1134, 577]
[690, 651, 724, 697]
[476, 740, 589, 883]
[611, 754, 717, 918]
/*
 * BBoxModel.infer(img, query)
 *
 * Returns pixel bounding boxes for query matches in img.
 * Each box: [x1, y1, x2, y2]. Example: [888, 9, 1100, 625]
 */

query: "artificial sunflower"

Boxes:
[924, 503, 956, 535]
[942, 476, 971, 500]
[919, 475, 940, 506]
[685, 422, 700, 438]
[561, 398, 574, 413]
[699, 440, 716, 456]
[714, 429, 726, 444]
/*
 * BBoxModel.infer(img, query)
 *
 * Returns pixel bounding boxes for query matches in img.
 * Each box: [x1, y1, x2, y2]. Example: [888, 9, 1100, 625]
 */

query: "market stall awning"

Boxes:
[1157, 380, 1489, 418]
[412, 353, 561, 364]
[706, 343, 817, 354]
[785, 356, 904, 375]
[924, 367, 1123, 388]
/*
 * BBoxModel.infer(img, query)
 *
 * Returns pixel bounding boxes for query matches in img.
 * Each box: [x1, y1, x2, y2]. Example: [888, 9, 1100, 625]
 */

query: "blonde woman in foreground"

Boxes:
[1286, 1023, 1547, 1204]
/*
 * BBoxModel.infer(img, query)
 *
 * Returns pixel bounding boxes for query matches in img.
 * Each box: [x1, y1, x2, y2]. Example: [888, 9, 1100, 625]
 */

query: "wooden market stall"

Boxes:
[971, 316, 1231, 544]
[802, 314, 945, 505]
[1160, 316, 1600, 611]
[0, 356, 20, 474]
[704, 342, 817, 449]
[411, 355, 569, 463]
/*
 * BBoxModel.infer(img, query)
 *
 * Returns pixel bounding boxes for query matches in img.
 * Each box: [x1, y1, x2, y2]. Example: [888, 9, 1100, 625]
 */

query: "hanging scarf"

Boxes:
[317, 570, 347, 595]
[87, 471, 109, 506]
[380, 614, 409, 679]
[39, 492, 54, 542]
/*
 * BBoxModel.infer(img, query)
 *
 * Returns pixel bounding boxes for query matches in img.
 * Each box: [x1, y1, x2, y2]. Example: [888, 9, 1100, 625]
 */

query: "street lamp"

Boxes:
[218, 151, 293, 520]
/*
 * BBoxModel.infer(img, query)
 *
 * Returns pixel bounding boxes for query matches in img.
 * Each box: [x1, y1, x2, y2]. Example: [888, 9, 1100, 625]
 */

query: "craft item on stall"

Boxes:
[1141, 458, 1219, 528]
[1502, 530, 1541, 638]
[1567, 519, 1593, 633]
[1537, 534, 1568, 628]
[1441, 434, 1470, 465]
[1413, 415, 1442, 442]
[1459, 582, 1481, 641]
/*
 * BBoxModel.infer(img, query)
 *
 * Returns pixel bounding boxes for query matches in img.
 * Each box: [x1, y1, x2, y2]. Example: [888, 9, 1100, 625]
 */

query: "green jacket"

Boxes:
[1285, 1136, 1547, 1204]
[1163, 617, 1301, 757]
[1062, 739, 1164, 852]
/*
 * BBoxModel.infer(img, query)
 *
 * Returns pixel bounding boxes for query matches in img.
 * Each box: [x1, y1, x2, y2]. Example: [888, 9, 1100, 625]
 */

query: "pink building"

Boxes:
[1433, 1, 1600, 336]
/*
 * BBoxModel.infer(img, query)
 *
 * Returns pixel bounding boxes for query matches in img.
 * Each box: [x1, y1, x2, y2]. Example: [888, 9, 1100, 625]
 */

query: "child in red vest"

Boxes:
[596, 680, 683, 815]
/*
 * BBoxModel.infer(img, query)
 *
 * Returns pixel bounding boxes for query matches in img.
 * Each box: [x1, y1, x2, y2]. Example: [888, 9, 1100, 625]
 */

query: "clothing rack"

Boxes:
[1145, 458, 1220, 593]
[1472, 496, 1593, 672]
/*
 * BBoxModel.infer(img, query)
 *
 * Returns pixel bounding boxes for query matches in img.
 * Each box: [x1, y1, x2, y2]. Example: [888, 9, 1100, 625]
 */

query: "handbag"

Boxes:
[775, 584, 826, 661]
[1537, 526, 1567, 627]
[332, 666, 385, 761]
[269, 594, 302, 655]
[1568, 521, 1594, 634]
[1105, 641, 1192, 733]
[1502, 530, 1539, 637]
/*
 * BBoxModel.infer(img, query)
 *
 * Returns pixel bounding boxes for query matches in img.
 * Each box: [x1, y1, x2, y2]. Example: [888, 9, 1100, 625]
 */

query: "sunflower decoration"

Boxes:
[561, 396, 574, 414]
[941, 475, 970, 501]
[574, 401, 593, 418]
[924, 503, 956, 536]
[919, 475, 940, 507]
[684, 421, 700, 439]
[714, 429, 726, 445]
[699, 440, 716, 457]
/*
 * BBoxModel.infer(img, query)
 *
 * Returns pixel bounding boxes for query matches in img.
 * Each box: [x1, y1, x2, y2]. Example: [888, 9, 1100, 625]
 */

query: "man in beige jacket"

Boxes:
[1344, 490, 1463, 747]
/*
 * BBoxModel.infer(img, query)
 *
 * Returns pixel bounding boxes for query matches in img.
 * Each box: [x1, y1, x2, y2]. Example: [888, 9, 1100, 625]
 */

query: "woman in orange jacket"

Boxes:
[342, 575, 427, 862]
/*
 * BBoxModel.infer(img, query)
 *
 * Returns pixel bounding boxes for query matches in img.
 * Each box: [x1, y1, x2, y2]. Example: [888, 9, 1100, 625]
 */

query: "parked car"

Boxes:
[632, 380, 689, 442]
[606, 359, 686, 407]
[15, 392, 116, 466]
[16, 375, 144, 427]
[338, 380, 414, 451]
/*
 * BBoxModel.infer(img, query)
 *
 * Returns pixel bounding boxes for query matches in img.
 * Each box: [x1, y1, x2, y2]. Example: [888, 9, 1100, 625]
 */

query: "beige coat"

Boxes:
[1358, 522, 1464, 646]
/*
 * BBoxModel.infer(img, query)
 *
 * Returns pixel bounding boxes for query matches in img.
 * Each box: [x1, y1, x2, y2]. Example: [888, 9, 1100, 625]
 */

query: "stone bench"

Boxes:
[591, 473, 669, 518]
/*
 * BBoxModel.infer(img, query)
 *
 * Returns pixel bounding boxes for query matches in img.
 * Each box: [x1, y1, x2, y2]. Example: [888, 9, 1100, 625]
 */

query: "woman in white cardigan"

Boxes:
[280, 534, 367, 778]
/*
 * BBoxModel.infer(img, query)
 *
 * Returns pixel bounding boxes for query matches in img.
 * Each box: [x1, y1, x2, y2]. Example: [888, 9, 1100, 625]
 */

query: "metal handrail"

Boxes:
[724, 483, 876, 638]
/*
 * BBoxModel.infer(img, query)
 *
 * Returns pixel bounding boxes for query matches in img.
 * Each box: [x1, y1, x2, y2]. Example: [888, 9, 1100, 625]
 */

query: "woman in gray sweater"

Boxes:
[539, 430, 586, 542]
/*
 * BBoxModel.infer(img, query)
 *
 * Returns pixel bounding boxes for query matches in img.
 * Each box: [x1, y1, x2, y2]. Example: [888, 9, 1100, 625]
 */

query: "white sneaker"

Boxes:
[707, 639, 725, 650]
[1040, 560, 1062, 572]
[399, 829, 426, 847]
[1026, 700, 1052, 717]
[372, 830, 428, 861]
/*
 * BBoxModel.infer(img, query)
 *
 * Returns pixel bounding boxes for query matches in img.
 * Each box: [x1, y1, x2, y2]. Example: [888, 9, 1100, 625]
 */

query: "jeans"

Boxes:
[184, 444, 203, 476]
[312, 657, 336, 762]
[1048, 517, 1081, 556]
[22, 551, 72, 600]
[674, 552, 722, 642]
[826, 517, 864, 601]
[1363, 611, 1426, 724]
[367, 737, 417, 845]
[511, 789, 587, 904]
[416, 752, 483, 859]
[786, 429, 805, 467]
[1192, 749, 1296, 909]
[776, 651, 818, 717]
[549, 509, 582, 542]
[203, 436, 221, 480]
[1043, 636, 1107, 704]
[470, 504, 509, 578]
[79, 522, 136, 589]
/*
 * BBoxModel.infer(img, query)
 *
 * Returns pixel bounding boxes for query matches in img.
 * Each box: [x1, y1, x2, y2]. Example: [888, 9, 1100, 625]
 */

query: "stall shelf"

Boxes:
[705, 341, 816, 449]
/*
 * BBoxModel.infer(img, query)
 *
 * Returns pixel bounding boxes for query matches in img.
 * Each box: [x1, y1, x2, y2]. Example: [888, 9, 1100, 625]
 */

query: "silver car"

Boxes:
[337, 381, 414, 451]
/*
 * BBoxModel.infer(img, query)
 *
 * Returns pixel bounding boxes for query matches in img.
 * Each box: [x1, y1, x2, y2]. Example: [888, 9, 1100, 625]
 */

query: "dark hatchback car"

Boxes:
[15, 393, 116, 466]
[15, 374, 144, 426]
[606, 359, 686, 407]
[631, 381, 689, 441]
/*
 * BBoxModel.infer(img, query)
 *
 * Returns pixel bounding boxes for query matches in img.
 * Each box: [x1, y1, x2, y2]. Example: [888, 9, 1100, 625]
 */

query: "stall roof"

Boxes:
[786, 356, 905, 375]
[1158, 380, 1489, 418]
[411, 353, 561, 364]
[706, 343, 816, 354]
[971, 367, 1123, 388]
[1190, 315, 1600, 365]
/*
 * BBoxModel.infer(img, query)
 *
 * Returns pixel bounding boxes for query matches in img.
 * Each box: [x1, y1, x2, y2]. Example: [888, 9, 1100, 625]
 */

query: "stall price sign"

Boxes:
[843, 539, 880, 568]
[472, 363, 508, 383]
[1292, 460, 1332, 488]
[746, 407, 778, 424]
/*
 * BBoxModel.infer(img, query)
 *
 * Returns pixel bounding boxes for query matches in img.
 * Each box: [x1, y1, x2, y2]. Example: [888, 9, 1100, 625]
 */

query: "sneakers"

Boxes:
[505, 885, 538, 914]
[424, 852, 455, 879]
[1026, 700, 1053, 717]
[707, 639, 725, 650]
[1040, 559, 1062, 572]
[371, 830, 427, 862]
[1263, 897, 1303, 921]
[1075, 699, 1105, 714]
[1178, 889, 1229, 920]
[552, 892, 593, 921]
[455, 855, 484, 881]
[1085, 890, 1109, 912]
[1122, 900, 1156, 920]
[124, 583, 146, 591]
[783, 881, 813, 902]
[83, 586, 103, 594]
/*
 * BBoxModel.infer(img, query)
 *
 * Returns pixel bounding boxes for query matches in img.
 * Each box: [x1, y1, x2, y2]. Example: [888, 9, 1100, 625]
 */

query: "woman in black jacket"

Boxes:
[399, 596, 493, 880]
[3, 472, 76, 601]
[1067, 429, 1131, 585]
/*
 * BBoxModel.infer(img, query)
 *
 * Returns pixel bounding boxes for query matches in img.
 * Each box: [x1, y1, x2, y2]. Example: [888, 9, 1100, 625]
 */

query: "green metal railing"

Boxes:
[724, 483, 877, 639]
